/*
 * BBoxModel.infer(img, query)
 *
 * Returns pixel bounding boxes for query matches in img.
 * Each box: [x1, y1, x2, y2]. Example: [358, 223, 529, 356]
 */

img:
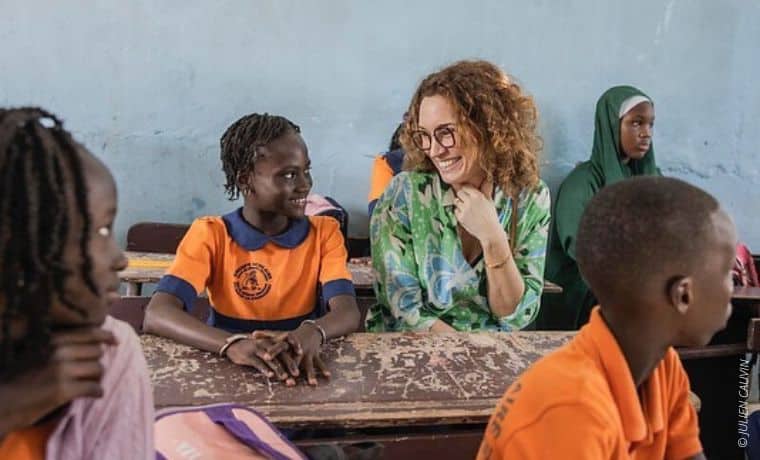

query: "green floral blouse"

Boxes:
[367, 171, 551, 332]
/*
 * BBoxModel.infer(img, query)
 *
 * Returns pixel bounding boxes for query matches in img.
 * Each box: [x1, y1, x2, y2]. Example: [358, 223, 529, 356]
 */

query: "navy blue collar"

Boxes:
[222, 208, 311, 251]
[385, 149, 405, 174]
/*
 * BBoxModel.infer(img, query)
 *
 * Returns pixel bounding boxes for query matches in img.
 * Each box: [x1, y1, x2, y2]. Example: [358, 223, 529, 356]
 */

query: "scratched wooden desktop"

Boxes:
[142, 330, 574, 455]
[138, 287, 759, 457]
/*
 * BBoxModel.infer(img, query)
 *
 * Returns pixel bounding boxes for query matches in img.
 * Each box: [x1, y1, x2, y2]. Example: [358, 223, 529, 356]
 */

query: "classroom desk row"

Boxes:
[119, 251, 564, 296]
[143, 290, 760, 418]
[134, 288, 760, 458]
[143, 331, 573, 456]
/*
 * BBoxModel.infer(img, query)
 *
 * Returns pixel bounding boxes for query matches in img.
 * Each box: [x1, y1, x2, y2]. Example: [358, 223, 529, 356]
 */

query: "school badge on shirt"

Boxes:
[234, 263, 272, 300]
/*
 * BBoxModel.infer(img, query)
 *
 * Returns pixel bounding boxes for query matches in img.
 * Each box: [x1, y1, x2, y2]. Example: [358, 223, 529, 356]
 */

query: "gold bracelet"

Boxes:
[485, 257, 509, 269]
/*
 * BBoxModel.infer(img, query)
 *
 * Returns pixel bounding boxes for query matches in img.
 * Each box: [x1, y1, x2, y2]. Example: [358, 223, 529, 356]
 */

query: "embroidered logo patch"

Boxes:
[234, 263, 272, 300]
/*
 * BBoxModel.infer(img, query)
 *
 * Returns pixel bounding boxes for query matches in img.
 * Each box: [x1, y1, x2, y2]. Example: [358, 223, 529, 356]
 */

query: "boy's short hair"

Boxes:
[220, 113, 300, 200]
[576, 176, 720, 301]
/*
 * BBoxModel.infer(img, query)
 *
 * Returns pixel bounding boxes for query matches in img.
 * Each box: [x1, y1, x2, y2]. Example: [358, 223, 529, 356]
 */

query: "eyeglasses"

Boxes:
[411, 125, 456, 152]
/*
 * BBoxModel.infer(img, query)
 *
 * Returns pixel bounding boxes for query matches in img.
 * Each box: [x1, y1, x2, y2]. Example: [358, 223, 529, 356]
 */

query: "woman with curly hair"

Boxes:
[367, 60, 551, 332]
[540, 86, 660, 330]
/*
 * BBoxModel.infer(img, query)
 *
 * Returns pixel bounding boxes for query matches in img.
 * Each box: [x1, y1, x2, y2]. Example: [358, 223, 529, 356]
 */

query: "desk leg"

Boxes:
[125, 282, 143, 296]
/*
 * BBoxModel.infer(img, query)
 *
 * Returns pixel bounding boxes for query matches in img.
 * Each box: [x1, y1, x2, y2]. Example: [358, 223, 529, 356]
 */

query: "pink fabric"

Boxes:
[734, 243, 759, 287]
[155, 405, 306, 459]
[46, 316, 154, 460]
[304, 193, 338, 216]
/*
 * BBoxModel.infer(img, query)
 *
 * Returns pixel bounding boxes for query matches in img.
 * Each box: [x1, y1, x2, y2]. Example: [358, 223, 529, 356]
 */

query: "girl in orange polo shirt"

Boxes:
[144, 113, 361, 387]
[0, 108, 154, 459]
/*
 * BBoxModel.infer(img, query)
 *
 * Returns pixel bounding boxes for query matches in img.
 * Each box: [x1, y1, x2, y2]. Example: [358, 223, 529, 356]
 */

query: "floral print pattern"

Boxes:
[367, 171, 551, 332]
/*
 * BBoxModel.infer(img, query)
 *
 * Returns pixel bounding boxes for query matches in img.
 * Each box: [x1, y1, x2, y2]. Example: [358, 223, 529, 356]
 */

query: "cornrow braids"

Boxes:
[220, 113, 301, 200]
[0, 107, 95, 379]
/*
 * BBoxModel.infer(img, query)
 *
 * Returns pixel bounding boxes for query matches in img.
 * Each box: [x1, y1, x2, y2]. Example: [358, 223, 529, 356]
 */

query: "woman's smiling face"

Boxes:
[416, 95, 483, 189]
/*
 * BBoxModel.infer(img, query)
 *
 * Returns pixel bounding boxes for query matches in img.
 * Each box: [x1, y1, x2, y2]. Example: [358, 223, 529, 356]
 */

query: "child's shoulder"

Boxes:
[185, 215, 228, 238]
[558, 160, 598, 193]
[506, 345, 618, 425]
[193, 215, 226, 227]
[306, 215, 341, 233]
[655, 346, 689, 385]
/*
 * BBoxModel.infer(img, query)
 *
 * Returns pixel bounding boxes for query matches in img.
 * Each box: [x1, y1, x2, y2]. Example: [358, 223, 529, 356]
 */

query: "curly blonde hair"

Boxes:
[400, 60, 542, 197]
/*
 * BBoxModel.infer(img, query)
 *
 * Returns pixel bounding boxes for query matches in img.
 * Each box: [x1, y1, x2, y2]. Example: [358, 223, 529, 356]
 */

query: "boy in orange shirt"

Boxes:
[478, 176, 736, 459]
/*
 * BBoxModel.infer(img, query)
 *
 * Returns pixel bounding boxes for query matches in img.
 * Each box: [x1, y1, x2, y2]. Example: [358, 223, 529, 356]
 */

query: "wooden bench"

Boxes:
[127, 222, 189, 254]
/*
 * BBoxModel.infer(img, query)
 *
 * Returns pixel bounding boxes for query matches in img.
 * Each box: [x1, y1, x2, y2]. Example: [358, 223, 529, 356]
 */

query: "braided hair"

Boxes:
[0, 107, 97, 378]
[220, 113, 301, 201]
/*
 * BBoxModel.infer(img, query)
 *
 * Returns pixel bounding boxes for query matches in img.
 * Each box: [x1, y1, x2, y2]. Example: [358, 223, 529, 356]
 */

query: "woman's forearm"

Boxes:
[482, 234, 525, 317]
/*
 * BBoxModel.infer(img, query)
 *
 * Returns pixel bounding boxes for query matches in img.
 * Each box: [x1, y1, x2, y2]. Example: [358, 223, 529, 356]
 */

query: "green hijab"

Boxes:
[538, 85, 659, 330]
[589, 85, 658, 185]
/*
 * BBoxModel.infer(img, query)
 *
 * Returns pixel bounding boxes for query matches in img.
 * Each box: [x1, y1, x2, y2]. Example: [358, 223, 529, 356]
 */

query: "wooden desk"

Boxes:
[682, 292, 760, 459]
[732, 286, 760, 301]
[120, 252, 562, 296]
[143, 331, 574, 427]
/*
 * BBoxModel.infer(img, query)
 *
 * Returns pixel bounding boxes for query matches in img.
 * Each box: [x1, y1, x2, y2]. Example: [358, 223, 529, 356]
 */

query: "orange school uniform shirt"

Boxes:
[157, 210, 355, 332]
[0, 419, 57, 460]
[367, 149, 404, 215]
[478, 307, 702, 460]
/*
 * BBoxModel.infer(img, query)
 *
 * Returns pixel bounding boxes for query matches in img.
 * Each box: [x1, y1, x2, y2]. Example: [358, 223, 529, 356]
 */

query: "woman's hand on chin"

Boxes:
[453, 185, 503, 244]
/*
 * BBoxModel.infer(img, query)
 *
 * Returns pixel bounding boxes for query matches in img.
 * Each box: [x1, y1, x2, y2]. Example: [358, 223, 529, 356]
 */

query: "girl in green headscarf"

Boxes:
[539, 86, 661, 329]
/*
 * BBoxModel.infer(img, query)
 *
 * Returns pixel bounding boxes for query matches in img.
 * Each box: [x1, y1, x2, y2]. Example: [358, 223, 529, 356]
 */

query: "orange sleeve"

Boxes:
[317, 218, 355, 301]
[368, 155, 395, 203]
[0, 419, 56, 460]
[156, 218, 217, 309]
[478, 403, 611, 460]
[664, 351, 703, 460]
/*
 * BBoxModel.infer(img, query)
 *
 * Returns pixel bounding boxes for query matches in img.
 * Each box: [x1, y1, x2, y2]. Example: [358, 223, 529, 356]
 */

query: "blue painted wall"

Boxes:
[2, 1, 759, 247]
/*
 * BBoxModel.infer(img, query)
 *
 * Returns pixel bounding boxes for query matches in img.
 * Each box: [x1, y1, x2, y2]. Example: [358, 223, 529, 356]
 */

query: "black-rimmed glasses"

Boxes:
[411, 125, 456, 151]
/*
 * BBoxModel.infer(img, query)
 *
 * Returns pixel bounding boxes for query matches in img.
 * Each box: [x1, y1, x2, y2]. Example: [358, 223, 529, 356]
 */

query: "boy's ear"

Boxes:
[667, 275, 692, 315]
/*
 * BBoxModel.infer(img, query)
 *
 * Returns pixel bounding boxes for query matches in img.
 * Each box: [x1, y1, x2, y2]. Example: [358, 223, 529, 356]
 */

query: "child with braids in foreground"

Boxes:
[143, 113, 361, 386]
[0, 108, 154, 459]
